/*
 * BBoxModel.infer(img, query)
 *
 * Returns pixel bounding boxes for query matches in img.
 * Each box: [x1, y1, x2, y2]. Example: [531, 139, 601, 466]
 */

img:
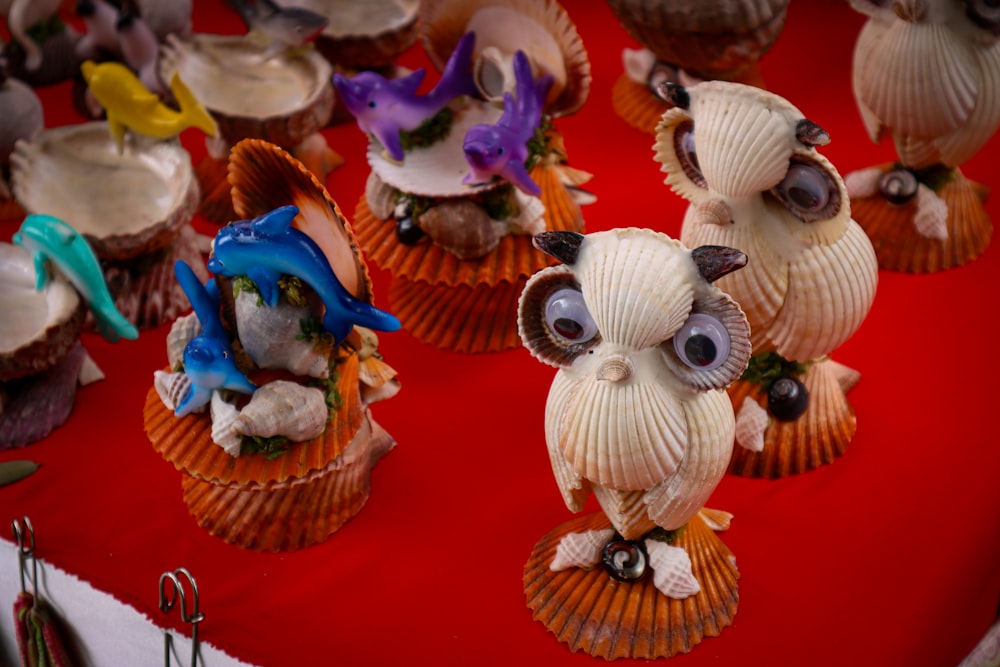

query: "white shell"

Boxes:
[166, 312, 200, 370]
[153, 369, 194, 413]
[550, 529, 614, 572]
[364, 170, 398, 221]
[233, 290, 331, 379]
[233, 380, 328, 441]
[645, 540, 700, 599]
[914, 183, 949, 240]
[210, 390, 242, 457]
[735, 397, 768, 452]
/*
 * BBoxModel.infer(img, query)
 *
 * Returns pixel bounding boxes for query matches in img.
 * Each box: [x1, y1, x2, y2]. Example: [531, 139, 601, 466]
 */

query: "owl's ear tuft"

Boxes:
[796, 119, 830, 147]
[533, 231, 584, 265]
[692, 245, 747, 283]
[656, 81, 690, 109]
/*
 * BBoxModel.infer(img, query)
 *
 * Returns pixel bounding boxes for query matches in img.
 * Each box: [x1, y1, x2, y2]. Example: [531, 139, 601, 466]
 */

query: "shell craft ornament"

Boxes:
[346, 0, 594, 353]
[654, 80, 879, 477]
[606, 0, 788, 133]
[845, 0, 1000, 272]
[0, 64, 43, 221]
[518, 229, 752, 659]
[143, 139, 401, 552]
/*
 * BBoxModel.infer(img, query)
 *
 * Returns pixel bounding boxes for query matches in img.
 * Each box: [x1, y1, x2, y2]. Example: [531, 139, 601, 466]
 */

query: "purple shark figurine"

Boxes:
[332, 31, 479, 162]
[462, 50, 553, 196]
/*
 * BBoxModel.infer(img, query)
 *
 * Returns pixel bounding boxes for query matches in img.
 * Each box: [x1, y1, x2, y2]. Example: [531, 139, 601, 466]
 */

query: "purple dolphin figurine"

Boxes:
[332, 31, 478, 162]
[462, 50, 552, 196]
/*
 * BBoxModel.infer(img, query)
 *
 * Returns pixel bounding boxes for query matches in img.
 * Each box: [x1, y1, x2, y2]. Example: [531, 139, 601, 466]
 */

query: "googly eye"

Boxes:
[672, 313, 730, 371]
[647, 61, 679, 93]
[966, 0, 1000, 35]
[545, 288, 598, 344]
[673, 120, 706, 188]
[771, 157, 841, 222]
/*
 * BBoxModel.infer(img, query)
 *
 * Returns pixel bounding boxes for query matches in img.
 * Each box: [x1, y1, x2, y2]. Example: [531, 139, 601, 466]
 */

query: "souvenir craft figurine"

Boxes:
[1, 0, 82, 86]
[518, 229, 751, 659]
[159, 12, 340, 224]
[1, 213, 135, 448]
[0, 61, 43, 221]
[144, 139, 402, 552]
[7, 58, 216, 331]
[344, 0, 593, 353]
[654, 80, 878, 477]
[845, 0, 999, 272]
[606, 0, 788, 133]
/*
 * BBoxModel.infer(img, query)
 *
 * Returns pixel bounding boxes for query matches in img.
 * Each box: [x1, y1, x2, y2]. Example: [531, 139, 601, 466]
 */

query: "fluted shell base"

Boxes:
[524, 512, 739, 660]
[851, 165, 991, 273]
[728, 359, 856, 478]
[180, 412, 395, 552]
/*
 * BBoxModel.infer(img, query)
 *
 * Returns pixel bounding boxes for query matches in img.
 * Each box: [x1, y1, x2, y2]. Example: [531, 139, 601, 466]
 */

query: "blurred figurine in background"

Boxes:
[846, 0, 1000, 272]
[0, 58, 43, 221]
[606, 0, 788, 133]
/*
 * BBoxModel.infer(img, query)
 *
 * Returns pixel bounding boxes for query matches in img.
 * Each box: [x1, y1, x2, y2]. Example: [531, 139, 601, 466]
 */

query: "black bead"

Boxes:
[767, 376, 809, 422]
[395, 217, 424, 246]
[602, 538, 648, 582]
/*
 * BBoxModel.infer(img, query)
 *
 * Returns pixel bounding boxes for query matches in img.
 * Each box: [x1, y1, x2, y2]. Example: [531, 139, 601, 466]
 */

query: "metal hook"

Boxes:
[11, 516, 38, 598]
[159, 567, 204, 667]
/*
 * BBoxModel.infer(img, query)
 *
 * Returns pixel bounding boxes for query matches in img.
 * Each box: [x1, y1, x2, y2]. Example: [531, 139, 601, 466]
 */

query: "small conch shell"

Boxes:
[645, 540, 700, 598]
[210, 391, 242, 457]
[365, 171, 399, 222]
[153, 369, 194, 414]
[735, 397, 768, 452]
[234, 291, 331, 379]
[550, 528, 614, 571]
[418, 199, 504, 260]
[233, 380, 328, 442]
[166, 312, 201, 370]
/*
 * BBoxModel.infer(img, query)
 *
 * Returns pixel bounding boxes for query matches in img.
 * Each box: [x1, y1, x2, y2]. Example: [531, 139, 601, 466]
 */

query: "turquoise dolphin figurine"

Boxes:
[206, 205, 401, 344]
[332, 31, 478, 162]
[13, 213, 138, 343]
[173, 260, 256, 418]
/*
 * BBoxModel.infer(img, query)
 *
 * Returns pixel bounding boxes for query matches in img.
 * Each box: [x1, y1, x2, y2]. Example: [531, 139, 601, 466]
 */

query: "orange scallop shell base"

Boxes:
[851, 166, 992, 273]
[524, 512, 739, 660]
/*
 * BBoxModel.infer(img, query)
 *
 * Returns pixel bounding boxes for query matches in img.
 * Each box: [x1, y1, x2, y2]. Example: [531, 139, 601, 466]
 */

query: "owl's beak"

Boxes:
[596, 353, 633, 382]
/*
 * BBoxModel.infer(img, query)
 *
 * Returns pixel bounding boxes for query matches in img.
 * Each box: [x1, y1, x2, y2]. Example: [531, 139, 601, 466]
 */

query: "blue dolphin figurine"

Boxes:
[462, 50, 553, 196]
[332, 31, 478, 162]
[13, 213, 138, 343]
[173, 260, 256, 417]
[206, 205, 401, 344]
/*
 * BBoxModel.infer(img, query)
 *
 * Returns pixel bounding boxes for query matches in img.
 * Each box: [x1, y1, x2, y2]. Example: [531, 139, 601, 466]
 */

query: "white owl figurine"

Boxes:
[654, 80, 879, 477]
[517, 228, 751, 659]
[846, 0, 1000, 272]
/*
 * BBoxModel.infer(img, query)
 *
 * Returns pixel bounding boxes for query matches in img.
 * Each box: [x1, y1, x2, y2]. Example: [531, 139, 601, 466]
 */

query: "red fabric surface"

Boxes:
[2, 1, 1000, 665]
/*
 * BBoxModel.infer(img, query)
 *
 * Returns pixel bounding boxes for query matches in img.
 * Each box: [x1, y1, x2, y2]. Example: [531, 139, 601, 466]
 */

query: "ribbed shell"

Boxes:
[153, 370, 192, 414]
[419, 0, 591, 117]
[606, 0, 787, 79]
[647, 540, 700, 598]
[209, 391, 242, 457]
[233, 380, 329, 442]
[297, 0, 419, 69]
[166, 313, 200, 370]
[524, 511, 739, 660]
[734, 397, 768, 452]
[727, 358, 856, 478]
[549, 528, 614, 571]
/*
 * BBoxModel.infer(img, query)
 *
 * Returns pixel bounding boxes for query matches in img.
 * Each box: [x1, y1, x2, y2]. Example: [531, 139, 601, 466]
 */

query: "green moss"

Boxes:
[277, 275, 309, 307]
[241, 434, 291, 460]
[524, 116, 554, 172]
[644, 526, 681, 545]
[232, 275, 263, 306]
[398, 107, 454, 153]
[741, 352, 808, 391]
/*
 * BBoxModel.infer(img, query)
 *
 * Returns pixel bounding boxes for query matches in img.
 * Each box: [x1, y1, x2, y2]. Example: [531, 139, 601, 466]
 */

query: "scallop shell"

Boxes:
[524, 511, 739, 660]
[144, 352, 364, 487]
[727, 358, 856, 478]
[10, 122, 199, 261]
[158, 34, 334, 149]
[388, 277, 526, 353]
[606, 0, 787, 80]
[233, 380, 328, 442]
[193, 153, 236, 226]
[550, 528, 614, 571]
[418, 199, 504, 260]
[646, 540, 700, 598]
[209, 391, 242, 457]
[153, 369, 193, 414]
[419, 0, 591, 117]
[612, 74, 671, 135]
[0, 342, 87, 450]
[166, 313, 201, 370]
[233, 290, 332, 379]
[179, 412, 396, 551]
[0, 243, 85, 382]
[851, 164, 992, 273]
[285, 0, 419, 69]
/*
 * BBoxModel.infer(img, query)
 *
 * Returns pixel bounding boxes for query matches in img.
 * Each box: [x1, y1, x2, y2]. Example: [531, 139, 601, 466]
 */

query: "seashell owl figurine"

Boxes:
[654, 80, 879, 478]
[845, 0, 1000, 272]
[518, 229, 752, 660]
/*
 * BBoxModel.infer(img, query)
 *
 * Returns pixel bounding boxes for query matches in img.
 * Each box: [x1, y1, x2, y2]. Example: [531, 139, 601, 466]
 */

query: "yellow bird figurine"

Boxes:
[80, 60, 218, 153]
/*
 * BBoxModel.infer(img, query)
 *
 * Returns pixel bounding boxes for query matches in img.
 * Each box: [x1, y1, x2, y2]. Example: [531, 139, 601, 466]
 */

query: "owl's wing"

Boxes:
[547, 436, 591, 512]
[934, 43, 1000, 166]
[852, 20, 885, 144]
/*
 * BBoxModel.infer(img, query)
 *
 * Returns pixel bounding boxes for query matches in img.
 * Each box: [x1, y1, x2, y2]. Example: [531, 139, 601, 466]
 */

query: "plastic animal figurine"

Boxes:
[173, 260, 256, 417]
[462, 49, 552, 196]
[80, 59, 217, 152]
[116, 10, 163, 94]
[13, 213, 139, 343]
[75, 0, 122, 62]
[332, 31, 478, 162]
[5, 0, 64, 72]
[207, 205, 401, 343]
[655, 80, 878, 477]
[845, 0, 1000, 272]
[518, 229, 751, 659]
[227, 0, 328, 56]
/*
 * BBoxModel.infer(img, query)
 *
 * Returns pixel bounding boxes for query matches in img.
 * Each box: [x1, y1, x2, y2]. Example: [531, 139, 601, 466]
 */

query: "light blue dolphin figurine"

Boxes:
[462, 50, 553, 196]
[332, 31, 478, 162]
[206, 205, 401, 344]
[173, 260, 256, 418]
[13, 213, 138, 343]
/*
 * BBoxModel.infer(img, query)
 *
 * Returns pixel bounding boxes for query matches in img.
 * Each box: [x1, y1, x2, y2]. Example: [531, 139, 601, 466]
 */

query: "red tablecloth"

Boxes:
[2, 1, 999, 665]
